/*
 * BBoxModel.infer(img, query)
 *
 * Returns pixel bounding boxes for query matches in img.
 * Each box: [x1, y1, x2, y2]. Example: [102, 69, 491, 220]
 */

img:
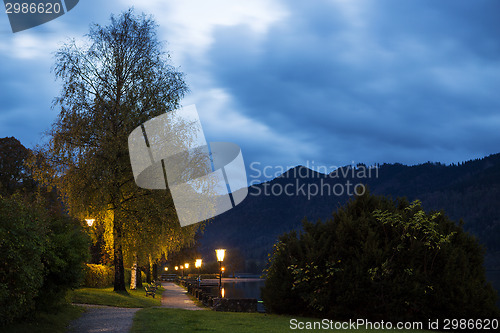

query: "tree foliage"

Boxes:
[0, 137, 35, 196]
[0, 137, 90, 326]
[262, 192, 499, 321]
[34, 9, 196, 290]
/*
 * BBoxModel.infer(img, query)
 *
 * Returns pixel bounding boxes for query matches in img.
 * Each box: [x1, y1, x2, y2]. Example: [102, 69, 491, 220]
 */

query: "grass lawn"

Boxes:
[3, 286, 163, 333]
[69, 286, 163, 308]
[2, 304, 84, 333]
[131, 308, 435, 333]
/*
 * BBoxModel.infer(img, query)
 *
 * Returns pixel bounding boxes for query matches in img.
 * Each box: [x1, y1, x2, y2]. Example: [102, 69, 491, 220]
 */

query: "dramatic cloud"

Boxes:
[1, 0, 499, 182]
[203, 0, 500, 174]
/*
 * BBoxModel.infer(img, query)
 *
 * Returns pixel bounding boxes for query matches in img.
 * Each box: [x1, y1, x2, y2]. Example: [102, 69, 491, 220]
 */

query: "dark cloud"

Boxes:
[0, 0, 130, 148]
[0, 59, 58, 146]
[205, 0, 500, 174]
[2, 0, 499, 183]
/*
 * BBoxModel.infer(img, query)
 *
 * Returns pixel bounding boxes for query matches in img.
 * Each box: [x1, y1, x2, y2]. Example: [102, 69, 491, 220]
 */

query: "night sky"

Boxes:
[1, 0, 500, 182]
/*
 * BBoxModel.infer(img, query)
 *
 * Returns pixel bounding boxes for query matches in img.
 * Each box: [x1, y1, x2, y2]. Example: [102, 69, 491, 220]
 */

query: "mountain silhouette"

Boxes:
[198, 153, 500, 274]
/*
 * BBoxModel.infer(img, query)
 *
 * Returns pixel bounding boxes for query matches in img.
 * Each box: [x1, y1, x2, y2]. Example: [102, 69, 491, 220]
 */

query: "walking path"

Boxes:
[160, 282, 207, 310]
[67, 304, 140, 333]
[67, 282, 204, 332]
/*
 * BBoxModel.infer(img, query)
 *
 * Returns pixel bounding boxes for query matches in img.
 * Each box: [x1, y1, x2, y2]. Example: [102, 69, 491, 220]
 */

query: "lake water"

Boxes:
[220, 278, 266, 312]
[215, 272, 500, 313]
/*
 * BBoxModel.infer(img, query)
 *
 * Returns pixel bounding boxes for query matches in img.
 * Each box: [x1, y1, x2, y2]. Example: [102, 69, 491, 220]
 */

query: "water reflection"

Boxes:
[220, 278, 266, 312]
[221, 279, 265, 299]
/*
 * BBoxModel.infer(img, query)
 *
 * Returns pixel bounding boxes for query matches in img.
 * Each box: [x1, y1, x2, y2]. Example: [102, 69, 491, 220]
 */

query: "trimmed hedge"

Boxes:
[83, 264, 114, 288]
[83, 265, 146, 288]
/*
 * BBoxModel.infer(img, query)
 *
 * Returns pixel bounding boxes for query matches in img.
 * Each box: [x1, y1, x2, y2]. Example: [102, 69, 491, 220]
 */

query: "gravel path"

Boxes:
[67, 304, 140, 333]
[67, 283, 204, 332]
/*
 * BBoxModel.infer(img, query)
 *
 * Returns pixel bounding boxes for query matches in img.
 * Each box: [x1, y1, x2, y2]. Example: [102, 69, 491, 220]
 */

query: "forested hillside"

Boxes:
[198, 154, 500, 272]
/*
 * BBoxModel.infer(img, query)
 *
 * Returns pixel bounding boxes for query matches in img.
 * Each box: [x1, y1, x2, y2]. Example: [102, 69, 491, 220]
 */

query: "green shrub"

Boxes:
[0, 195, 45, 325]
[83, 264, 114, 288]
[0, 194, 88, 325]
[35, 213, 90, 310]
[262, 192, 500, 321]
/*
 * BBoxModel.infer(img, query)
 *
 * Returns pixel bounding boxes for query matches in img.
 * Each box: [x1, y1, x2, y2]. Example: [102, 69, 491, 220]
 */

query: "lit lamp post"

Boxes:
[184, 263, 189, 278]
[195, 259, 202, 287]
[85, 218, 95, 227]
[215, 249, 226, 293]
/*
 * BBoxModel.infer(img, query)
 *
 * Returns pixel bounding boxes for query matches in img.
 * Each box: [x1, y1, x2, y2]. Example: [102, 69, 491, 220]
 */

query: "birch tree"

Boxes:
[39, 9, 190, 291]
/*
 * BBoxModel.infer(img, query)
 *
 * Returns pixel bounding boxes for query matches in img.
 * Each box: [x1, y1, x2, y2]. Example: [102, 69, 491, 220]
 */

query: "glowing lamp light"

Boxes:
[175, 266, 179, 271]
[164, 267, 168, 271]
[85, 218, 95, 227]
[221, 287, 225, 298]
[215, 249, 226, 262]
[195, 259, 202, 268]
[184, 263, 189, 269]
[221, 267, 225, 272]
[216, 249, 226, 289]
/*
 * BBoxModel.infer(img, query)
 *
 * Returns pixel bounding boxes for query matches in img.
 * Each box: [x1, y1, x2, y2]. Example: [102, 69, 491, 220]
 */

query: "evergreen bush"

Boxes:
[262, 193, 499, 320]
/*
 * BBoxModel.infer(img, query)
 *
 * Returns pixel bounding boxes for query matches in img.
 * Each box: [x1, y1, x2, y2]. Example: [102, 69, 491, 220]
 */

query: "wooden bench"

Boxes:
[145, 284, 157, 298]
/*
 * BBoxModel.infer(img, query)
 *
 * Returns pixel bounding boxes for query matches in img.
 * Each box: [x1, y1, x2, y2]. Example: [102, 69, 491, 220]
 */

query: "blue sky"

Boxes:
[1, 0, 500, 182]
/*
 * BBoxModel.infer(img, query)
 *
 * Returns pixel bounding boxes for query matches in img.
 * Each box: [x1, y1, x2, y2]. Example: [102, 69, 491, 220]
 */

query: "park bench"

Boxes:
[145, 284, 157, 298]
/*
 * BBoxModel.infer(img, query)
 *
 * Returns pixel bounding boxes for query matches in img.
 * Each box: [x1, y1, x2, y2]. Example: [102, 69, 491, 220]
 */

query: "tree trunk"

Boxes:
[136, 267, 143, 288]
[130, 252, 138, 290]
[113, 213, 126, 291]
[113, 243, 126, 291]
[152, 262, 158, 282]
[145, 263, 151, 284]
[146, 254, 154, 283]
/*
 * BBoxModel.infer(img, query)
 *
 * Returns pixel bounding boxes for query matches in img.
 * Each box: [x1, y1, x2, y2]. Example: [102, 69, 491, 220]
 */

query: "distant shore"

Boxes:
[201, 278, 264, 283]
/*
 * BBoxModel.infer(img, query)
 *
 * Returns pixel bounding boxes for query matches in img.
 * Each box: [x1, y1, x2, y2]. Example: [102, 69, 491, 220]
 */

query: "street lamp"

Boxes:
[195, 259, 202, 286]
[164, 267, 168, 271]
[215, 249, 226, 292]
[85, 218, 95, 227]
